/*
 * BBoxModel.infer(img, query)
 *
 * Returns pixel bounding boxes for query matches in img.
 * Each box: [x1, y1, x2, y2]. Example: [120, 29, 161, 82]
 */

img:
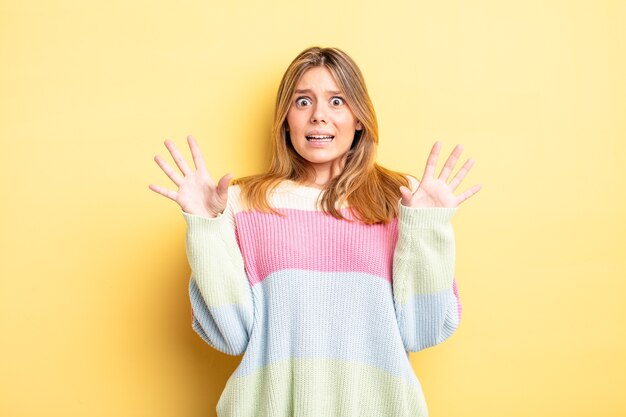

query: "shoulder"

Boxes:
[227, 183, 242, 198]
[225, 184, 244, 214]
[225, 183, 243, 203]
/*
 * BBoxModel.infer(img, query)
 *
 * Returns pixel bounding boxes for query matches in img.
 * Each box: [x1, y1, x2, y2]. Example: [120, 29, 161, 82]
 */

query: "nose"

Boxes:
[311, 102, 327, 124]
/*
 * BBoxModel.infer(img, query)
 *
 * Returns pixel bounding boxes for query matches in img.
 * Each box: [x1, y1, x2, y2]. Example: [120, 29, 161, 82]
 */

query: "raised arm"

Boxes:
[393, 142, 480, 352]
[149, 136, 253, 355]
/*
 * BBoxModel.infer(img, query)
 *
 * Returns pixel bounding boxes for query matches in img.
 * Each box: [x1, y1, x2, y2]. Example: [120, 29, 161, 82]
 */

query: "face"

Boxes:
[286, 66, 362, 182]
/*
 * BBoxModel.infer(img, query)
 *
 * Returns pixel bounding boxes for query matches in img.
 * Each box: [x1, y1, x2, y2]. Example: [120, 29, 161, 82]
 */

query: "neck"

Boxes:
[304, 157, 347, 188]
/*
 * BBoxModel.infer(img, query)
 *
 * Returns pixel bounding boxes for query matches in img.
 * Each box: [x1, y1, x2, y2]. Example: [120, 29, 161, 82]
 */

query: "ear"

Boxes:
[356, 121, 363, 131]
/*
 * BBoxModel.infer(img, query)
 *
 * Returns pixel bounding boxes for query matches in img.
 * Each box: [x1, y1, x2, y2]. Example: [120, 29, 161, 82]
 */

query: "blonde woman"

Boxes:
[149, 46, 481, 417]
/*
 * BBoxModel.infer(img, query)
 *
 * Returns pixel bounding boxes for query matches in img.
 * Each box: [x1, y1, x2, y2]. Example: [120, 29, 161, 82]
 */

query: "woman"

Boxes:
[149, 46, 481, 417]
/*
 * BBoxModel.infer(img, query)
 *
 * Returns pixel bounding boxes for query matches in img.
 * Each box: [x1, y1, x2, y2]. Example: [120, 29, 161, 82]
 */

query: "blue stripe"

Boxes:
[191, 269, 459, 377]
[231, 270, 417, 383]
[397, 288, 460, 352]
[189, 277, 253, 355]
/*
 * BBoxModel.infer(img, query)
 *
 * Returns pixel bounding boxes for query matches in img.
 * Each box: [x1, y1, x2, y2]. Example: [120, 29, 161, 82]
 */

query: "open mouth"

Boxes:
[305, 135, 334, 142]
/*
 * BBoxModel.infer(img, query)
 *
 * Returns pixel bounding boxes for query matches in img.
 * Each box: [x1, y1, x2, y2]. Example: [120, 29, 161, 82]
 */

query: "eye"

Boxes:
[330, 96, 344, 106]
[295, 97, 311, 107]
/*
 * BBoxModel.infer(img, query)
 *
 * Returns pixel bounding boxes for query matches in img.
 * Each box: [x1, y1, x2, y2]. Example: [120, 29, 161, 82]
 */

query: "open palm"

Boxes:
[400, 142, 481, 208]
[148, 135, 232, 218]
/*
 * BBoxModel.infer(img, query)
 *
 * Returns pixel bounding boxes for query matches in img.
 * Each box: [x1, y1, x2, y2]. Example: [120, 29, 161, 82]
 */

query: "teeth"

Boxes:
[306, 135, 334, 140]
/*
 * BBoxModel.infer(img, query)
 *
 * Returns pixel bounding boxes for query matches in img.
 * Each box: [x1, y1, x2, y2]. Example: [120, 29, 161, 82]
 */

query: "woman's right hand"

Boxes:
[149, 135, 232, 218]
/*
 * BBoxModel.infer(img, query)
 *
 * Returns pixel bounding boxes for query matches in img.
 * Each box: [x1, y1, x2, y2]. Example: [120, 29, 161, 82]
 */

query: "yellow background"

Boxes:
[1, 0, 625, 416]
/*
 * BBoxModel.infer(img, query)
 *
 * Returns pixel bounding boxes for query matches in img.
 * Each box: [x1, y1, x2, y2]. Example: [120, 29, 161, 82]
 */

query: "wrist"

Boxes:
[182, 208, 220, 219]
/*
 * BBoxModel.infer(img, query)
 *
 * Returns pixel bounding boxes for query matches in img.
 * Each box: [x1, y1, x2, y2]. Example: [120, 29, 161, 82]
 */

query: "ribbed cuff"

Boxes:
[398, 203, 457, 228]
[182, 210, 228, 238]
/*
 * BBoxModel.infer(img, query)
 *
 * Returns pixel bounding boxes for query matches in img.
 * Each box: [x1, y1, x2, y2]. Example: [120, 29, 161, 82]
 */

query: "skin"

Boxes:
[149, 136, 232, 218]
[148, 71, 482, 216]
[286, 66, 363, 187]
[398, 141, 481, 208]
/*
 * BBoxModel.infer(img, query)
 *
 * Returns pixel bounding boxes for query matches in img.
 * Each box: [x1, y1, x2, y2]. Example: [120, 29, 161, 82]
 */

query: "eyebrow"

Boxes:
[294, 89, 343, 95]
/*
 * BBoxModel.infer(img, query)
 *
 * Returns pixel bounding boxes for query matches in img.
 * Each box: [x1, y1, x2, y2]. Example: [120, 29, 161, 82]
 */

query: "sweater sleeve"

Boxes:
[392, 194, 462, 352]
[182, 187, 254, 356]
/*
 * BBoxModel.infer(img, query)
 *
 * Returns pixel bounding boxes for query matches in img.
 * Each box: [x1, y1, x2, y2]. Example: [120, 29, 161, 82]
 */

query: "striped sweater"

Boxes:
[183, 179, 461, 417]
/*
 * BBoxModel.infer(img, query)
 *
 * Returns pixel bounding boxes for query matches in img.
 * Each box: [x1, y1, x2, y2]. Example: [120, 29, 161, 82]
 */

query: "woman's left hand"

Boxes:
[400, 142, 482, 208]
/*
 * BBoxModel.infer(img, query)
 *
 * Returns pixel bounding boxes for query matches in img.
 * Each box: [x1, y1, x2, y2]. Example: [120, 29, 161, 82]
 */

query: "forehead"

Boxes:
[294, 66, 341, 93]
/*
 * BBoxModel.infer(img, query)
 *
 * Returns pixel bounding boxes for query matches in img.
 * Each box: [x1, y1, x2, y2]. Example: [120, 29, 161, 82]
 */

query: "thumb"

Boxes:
[216, 173, 233, 201]
[399, 185, 413, 206]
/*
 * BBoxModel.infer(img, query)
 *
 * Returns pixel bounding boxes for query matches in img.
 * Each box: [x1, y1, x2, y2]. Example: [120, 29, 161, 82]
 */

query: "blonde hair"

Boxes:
[234, 46, 409, 225]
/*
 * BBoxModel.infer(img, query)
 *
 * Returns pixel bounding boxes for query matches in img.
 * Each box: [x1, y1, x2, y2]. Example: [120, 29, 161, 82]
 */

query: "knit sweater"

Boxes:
[182, 179, 461, 417]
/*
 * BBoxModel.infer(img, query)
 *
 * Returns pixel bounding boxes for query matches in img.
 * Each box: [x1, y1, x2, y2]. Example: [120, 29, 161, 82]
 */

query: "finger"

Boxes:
[148, 184, 178, 202]
[154, 155, 184, 186]
[216, 173, 233, 201]
[439, 144, 463, 182]
[399, 185, 414, 206]
[188, 135, 208, 173]
[164, 139, 193, 177]
[422, 141, 442, 180]
[449, 157, 475, 191]
[456, 184, 482, 205]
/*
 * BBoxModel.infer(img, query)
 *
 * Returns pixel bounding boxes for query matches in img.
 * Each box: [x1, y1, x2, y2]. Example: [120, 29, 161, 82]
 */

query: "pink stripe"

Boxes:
[235, 208, 398, 286]
[452, 276, 462, 320]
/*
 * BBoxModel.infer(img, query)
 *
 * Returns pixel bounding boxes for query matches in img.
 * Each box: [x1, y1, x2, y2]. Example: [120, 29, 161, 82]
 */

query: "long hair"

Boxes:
[234, 46, 409, 224]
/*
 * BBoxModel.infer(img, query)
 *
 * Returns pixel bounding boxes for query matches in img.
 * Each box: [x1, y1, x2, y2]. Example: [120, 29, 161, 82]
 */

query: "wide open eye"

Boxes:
[330, 97, 344, 106]
[295, 97, 312, 107]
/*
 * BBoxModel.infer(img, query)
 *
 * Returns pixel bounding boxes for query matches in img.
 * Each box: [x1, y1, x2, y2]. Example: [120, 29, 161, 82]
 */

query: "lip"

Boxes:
[305, 130, 335, 136]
